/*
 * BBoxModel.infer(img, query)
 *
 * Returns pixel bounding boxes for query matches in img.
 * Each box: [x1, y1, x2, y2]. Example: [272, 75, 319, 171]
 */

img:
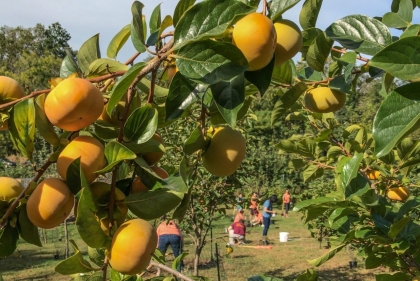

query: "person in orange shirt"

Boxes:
[234, 208, 246, 222]
[249, 191, 259, 222]
[156, 216, 183, 270]
[282, 189, 291, 218]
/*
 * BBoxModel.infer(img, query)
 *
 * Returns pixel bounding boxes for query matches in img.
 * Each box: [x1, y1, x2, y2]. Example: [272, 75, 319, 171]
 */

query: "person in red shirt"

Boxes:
[282, 189, 291, 218]
[228, 219, 246, 244]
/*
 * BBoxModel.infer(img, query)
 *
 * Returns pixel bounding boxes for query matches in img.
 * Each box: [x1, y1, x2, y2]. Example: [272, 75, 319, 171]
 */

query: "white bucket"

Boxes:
[229, 229, 235, 244]
[279, 232, 289, 242]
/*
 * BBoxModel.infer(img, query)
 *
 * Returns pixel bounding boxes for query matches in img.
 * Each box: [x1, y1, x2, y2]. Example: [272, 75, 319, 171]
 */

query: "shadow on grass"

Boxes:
[264, 265, 376, 281]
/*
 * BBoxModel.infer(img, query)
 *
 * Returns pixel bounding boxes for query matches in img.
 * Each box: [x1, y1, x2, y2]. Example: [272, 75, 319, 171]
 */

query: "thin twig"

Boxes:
[332, 47, 369, 63]
[149, 261, 194, 281]
[147, 70, 158, 104]
[160, 31, 174, 39]
[102, 256, 109, 281]
[262, 0, 268, 15]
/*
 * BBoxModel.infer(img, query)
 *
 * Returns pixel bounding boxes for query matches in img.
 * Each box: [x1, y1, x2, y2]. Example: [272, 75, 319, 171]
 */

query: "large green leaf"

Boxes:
[340, 153, 363, 188]
[306, 32, 333, 72]
[65, 157, 85, 195]
[388, 216, 411, 239]
[97, 141, 137, 174]
[369, 37, 420, 81]
[126, 188, 184, 220]
[173, 0, 196, 27]
[55, 240, 100, 275]
[373, 82, 420, 157]
[9, 99, 35, 160]
[131, 1, 147, 53]
[165, 73, 202, 121]
[149, 3, 162, 33]
[271, 59, 296, 85]
[18, 205, 42, 247]
[0, 224, 19, 257]
[75, 188, 111, 249]
[325, 15, 392, 56]
[328, 208, 357, 227]
[124, 105, 158, 143]
[183, 126, 207, 156]
[107, 24, 131, 59]
[270, 0, 301, 20]
[303, 164, 324, 182]
[173, 0, 255, 50]
[211, 74, 245, 127]
[107, 62, 146, 117]
[382, 0, 413, 28]
[244, 55, 275, 96]
[34, 94, 60, 146]
[77, 34, 101, 74]
[271, 82, 307, 126]
[175, 40, 248, 85]
[87, 58, 128, 77]
[299, 0, 323, 30]
[307, 244, 346, 266]
[60, 52, 80, 78]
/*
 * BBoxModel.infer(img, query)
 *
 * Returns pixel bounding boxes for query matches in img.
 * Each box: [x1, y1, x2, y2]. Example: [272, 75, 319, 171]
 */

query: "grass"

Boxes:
[0, 209, 386, 280]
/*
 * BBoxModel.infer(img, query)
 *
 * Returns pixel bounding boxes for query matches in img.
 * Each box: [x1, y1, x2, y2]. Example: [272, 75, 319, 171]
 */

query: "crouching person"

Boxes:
[228, 219, 246, 245]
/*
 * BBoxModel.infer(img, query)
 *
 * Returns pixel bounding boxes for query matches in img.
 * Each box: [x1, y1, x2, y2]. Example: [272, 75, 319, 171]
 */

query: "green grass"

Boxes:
[0, 209, 385, 280]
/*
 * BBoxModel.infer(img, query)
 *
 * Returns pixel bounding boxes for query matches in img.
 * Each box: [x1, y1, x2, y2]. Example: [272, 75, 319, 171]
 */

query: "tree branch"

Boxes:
[149, 261, 194, 281]
[332, 47, 369, 63]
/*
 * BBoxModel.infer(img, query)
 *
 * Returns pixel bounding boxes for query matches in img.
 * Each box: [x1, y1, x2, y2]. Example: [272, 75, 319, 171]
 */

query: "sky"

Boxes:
[1, 0, 419, 62]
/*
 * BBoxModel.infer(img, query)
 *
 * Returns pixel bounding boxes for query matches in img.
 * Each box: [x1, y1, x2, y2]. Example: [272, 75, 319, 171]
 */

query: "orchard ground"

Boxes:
[0, 208, 386, 281]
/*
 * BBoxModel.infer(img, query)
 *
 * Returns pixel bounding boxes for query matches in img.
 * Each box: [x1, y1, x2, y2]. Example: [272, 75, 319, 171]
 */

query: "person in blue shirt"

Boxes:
[262, 195, 278, 242]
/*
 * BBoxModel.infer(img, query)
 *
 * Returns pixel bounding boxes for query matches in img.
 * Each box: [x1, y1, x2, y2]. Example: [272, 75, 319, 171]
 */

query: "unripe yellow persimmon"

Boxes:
[413, 276, 420, 281]
[131, 166, 169, 194]
[366, 170, 381, 180]
[387, 186, 410, 202]
[274, 20, 303, 66]
[167, 65, 178, 82]
[27, 178, 74, 229]
[202, 126, 246, 177]
[109, 219, 158, 275]
[0, 76, 25, 131]
[304, 87, 346, 113]
[57, 136, 107, 183]
[143, 133, 165, 166]
[44, 78, 104, 131]
[233, 13, 277, 71]
[90, 182, 128, 235]
[0, 177, 24, 203]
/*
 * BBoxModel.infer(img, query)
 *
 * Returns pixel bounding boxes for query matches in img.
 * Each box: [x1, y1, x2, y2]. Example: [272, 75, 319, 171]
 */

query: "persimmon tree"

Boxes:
[1, 0, 420, 281]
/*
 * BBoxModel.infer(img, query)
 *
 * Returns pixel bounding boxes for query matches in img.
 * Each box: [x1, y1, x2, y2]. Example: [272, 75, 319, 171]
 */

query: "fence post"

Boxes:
[210, 227, 213, 262]
[215, 243, 221, 281]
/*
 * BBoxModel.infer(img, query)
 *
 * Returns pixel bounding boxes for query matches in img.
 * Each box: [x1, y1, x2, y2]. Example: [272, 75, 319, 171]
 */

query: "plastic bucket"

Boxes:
[279, 232, 289, 242]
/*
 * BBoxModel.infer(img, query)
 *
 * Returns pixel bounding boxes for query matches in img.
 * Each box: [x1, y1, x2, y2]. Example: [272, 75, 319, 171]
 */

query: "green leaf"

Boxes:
[369, 37, 420, 81]
[107, 62, 146, 117]
[379, 72, 394, 97]
[303, 164, 324, 182]
[124, 137, 165, 155]
[183, 125, 207, 156]
[383, 0, 413, 28]
[306, 32, 333, 72]
[173, 0, 196, 27]
[131, 1, 147, 53]
[327, 146, 342, 160]
[341, 153, 363, 188]
[76, 187, 111, 249]
[124, 105, 158, 143]
[18, 204, 42, 247]
[346, 174, 370, 199]
[107, 24, 131, 59]
[299, 0, 323, 30]
[325, 15, 392, 56]
[270, 0, 301, 20]
[211, 74, 245, 127]
[328, 208, 357, 227]
[244, 55, 275, 95]
[373, 82, 420, 157]
[149, 4, 162, 34]
[400, 24, 420, 39]
[126, 188, 184, 220]
[0, 224, 19, 257]
[298, 67, 322, 81]
[172, 184, 192, 222]
[34, 94, 60, 146]
[271, 82, 307, 126]
[65, 157, 88, 195]
[60, 53, 80, 78]
[296, 269, 318, 281]
[9, 99, 35, 160]
[272, 59, 296, 85]
[388, 216, 411, 239]
[307, 244, 346, 266]
[77, 34, 101, 74]
[176, 40, 249, 84]
[55, 240, 100, 275]
[172, 252, 188, 270]
[97, 141, 137, 174]
[165, 73, 202, 121]
[88, 58, 128, 77]
[173, 0, 255, 50]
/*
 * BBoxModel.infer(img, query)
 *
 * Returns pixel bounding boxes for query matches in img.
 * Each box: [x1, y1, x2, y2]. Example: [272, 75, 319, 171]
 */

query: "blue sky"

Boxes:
[1, 0, 419, 62]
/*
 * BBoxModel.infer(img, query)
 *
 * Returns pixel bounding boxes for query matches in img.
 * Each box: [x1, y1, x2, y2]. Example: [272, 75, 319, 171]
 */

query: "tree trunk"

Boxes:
[64, 219, 69, 258]
[193, 243, 203, 276]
